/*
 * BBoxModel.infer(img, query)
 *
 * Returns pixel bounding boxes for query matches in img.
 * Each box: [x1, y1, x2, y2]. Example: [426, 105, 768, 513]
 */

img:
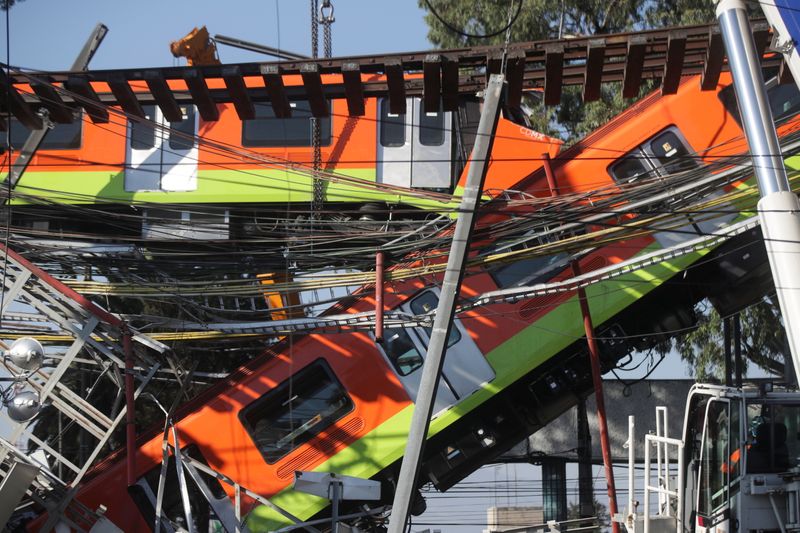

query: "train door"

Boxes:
[377, 98, 452, 190]
[126, 104, 198, 192]
[410, 100, 452, 188]
[378, 288, 495, 414]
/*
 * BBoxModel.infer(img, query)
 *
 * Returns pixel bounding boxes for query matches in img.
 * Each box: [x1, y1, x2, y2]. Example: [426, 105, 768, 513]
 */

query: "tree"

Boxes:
[676, 296, 791, 382]
[568, 498, 609, 531]
[420, 0, 717, 142]
[0, 0, 24, 10]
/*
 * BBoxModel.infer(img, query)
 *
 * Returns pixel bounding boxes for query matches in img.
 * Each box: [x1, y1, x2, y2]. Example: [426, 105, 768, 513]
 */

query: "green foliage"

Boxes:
[0, 0, 23, 10]
[420, 0, 719, 49]
[567, 497, 609, 530]
[420, 0, 716, 144]
[675, 296, 789, 382]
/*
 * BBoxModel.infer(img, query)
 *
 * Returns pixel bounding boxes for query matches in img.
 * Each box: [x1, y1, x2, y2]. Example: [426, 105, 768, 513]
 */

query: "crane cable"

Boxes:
[310, 0, 335, 221]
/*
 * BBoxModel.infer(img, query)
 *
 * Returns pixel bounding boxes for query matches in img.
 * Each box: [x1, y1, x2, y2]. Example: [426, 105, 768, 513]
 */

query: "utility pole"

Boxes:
[387, 74, 504, 533]
[715, 0, 800, 386]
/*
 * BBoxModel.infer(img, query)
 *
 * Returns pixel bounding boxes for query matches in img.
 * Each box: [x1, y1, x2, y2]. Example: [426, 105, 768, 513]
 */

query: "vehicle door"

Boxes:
[695, 398, 737, 532]
[377, 98, 453, 190]
[125, 104, 198, 192]
[377, 288, 495, 415]
[410, 99, 452, 189]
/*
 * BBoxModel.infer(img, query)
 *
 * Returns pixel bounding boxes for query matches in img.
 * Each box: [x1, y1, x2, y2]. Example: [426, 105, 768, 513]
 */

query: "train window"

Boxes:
[128, 445, 227, 533]
[131, 105, 157, 150]
[168, 105, 197, 150]
[491, 251, 569, 289]
[380, 98, 405, 147]
[383, 327, 424, 375]
[719, 79, 800, 127]
[242, 101, 331, 147]
[608, 127, 696, 183]
[419, 100, 445, 146]
[610, 155, 649, 183]
[240, 359, 353, 464]
[409, 291, 461, 347]
[648, 130, 697, 175]
[1, 114, 82, 151]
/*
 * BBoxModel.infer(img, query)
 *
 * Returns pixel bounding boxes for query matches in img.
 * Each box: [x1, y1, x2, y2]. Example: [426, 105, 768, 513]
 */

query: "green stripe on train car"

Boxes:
[1, 168, 462, 212]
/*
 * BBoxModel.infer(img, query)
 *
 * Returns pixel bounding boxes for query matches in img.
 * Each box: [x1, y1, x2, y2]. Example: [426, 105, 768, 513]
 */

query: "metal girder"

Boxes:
[505, 52, 525, 109]
[341, 62, 365, 116]
[184, 68, 219, 121]
[222, 65, 255, 120]
[622, 35, 647, 98]
[662, 30, 688, 94]
[385, 59, 406, 115]
[1, 18, 780, 121]
[583, 39, 606, 102]
[108, 74, 145, 119]
[544, 43, 565, 105]
[30, 81, 74, 123]
[300, 63, 328, 117]
[0, 69, 42, 129]
[261, 64, 291, 118]
[144, 70, 182, 122]
[702, 28, 726, 89]
[63, 76, 108, 123]
[423, 54, 441, 113]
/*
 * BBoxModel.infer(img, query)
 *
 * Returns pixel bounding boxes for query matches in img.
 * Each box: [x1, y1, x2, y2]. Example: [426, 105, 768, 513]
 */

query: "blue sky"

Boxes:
[2, 0, 431, 71]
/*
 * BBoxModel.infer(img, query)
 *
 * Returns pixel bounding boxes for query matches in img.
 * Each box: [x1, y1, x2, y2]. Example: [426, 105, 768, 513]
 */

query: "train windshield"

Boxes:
[719, 79, 800, 127]
[609, 127, 697, 183]
[240, 359, 353, 464]
[745, 400, 800, 473]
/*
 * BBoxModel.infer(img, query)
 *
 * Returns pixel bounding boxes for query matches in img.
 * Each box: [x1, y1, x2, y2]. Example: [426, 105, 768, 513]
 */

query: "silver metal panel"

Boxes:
[407, 288, 495, 400]
[376, 97, 413, 188]
[161, 105, 199, 192]
[375, 329, 458, 415]
[294, 471, 381, 501]
[142, 209, 229, 240]
[0, 460, 40, 527]
[125, 106, 161, 191]
[410, 101, 452, 189]
[125, 106, 198, 192]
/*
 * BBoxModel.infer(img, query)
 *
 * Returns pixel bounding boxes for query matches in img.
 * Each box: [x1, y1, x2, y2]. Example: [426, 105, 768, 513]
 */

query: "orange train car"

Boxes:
[4, 72, 562, 243]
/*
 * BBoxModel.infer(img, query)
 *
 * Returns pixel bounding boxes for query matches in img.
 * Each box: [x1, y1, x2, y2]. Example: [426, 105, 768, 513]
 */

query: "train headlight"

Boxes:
[476, 428, 496, 448]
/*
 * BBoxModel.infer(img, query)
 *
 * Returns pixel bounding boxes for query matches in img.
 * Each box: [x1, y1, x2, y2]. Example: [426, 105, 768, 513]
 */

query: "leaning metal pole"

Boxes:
[716, 0, 800, 385]
[387, 74, 504, 533]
